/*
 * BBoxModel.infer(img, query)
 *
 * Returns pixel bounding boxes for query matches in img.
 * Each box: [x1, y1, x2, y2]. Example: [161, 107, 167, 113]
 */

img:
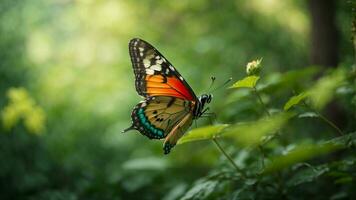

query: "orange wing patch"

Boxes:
[146, 75, 195, 101]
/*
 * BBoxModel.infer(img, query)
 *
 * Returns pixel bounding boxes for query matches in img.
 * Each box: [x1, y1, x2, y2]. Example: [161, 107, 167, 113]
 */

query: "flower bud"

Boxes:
[246, 58, 262, 76]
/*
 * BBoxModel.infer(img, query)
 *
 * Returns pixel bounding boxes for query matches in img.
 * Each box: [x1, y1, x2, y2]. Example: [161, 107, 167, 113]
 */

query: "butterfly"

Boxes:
[123, 38, 212, 154]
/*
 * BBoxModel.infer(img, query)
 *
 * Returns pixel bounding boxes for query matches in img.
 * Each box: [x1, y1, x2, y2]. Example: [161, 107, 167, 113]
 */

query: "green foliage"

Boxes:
[298, 112, 318, 118]
[264, 143, 342, 174]
[230, 76, 260, 89]
[1, 87, 46, 134]
[284, 92, 308, 111]
[0, 0, 355, 199]
[180, 178, 219, 200]
[178, 124, 229, 144]
[224, 113, 291, 147]
[287, 164, 330, 186]
[122, 157, 168, 171]
[308, 69, 346, 109]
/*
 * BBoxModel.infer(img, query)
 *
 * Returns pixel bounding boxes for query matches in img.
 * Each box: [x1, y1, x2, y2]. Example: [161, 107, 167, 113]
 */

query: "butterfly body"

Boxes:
[124, 38, 212, 154]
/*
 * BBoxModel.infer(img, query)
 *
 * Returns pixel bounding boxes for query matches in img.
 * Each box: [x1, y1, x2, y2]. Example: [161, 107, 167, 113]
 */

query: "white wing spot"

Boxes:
[155, 56, 160, 59]
[140, 52, 143, 56]
[165, 68, 169, 74]
[143, 59, 150, 68]
[146, 68, 155, 75]
[141, 102, 147, 107]
[156, 59, 163, 64]
[150, 64, 161, 71]
[139, 47, 144, 52]
[169, 65, 175, 71]
[179, 76, 184, 80]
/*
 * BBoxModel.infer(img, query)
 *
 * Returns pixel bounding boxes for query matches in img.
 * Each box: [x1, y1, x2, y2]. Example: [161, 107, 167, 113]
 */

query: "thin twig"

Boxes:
[317, 112, 344, 136]
[302, 102, 343, 136]
[258, 145, 266, 169]
[253, 87, 270, 116]
[212, 138, 247, 178]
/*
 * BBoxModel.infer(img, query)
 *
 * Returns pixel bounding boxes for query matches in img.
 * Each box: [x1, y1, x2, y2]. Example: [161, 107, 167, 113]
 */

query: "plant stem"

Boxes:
[253, 87, 270, 116]
[303, 102, 343, 136]
[258, 145, 266, 169]
[212, 138, 246, 178]
[317, 113, 344, 136]
[253, 86, 270, 169]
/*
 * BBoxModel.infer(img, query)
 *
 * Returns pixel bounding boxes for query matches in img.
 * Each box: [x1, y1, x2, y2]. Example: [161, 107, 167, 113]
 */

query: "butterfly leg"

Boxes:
[195, 105, 218, 124]
[198, 107, 210, 117]
[201, 112, 217, 125]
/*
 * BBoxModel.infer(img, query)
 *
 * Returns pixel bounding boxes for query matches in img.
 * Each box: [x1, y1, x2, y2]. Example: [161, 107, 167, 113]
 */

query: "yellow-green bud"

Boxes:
[246, 58, 262, 76]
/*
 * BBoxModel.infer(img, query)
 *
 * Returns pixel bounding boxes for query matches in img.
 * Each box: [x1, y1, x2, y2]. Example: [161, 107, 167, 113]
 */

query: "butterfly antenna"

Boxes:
[211, 77, 232, 93]
[207, 76, 216, 93]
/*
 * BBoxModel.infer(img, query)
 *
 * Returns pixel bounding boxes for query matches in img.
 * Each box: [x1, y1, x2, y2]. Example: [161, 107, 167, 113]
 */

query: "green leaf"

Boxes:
[162, 184, 187, 200]
[177, 124, 229, 145]
[230, 76, 260, 89]
[308, 69, 345, 109]
[298, 112, 318, 118]
[264, 143, 342, 174]
[287, 165, 329, 186]
[284, 92, 308, 111]
[223, 113, 292, 147]
[180, 179, 219, 200]
[324, 131, 356, 147]
[334, 177, 353, 184]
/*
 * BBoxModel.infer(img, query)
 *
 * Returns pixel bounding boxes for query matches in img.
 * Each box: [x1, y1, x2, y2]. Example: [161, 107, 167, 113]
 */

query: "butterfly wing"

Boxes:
[163, 112, 193, 154]
[124, 96, 194, 153]
[129, 38, 197, 101]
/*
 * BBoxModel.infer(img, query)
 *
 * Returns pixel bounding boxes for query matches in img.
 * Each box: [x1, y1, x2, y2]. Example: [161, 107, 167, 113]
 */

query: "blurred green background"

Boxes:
[0, 0, 355, 199]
